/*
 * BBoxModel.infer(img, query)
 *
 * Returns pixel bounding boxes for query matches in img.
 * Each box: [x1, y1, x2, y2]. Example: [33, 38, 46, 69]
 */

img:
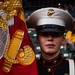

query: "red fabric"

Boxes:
[0, 16, 38, 75]
[0, 0, 4, 2]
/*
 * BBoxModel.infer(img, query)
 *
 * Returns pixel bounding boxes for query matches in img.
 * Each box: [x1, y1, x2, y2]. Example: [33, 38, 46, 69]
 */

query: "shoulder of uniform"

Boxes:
[66, 58, 75, 62]
[63, 58, 70, 62]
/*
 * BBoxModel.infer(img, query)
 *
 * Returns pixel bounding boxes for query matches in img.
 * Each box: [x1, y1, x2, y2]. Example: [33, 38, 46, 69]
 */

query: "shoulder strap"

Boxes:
[68, 59, 75, 75]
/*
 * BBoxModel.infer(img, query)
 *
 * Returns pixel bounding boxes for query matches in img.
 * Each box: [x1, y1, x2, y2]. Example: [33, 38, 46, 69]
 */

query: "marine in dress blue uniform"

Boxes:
[29, 7, 74, 75]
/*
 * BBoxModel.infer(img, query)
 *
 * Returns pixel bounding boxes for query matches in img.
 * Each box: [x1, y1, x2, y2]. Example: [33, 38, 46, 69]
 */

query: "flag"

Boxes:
[0, 0, 38, 75]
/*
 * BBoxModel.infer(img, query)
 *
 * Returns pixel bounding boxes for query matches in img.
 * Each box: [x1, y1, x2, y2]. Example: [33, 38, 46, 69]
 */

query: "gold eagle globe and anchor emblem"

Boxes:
[4, 45, 35, 65]
[17, 45, 35, 65]
[47, 9, 55, 16]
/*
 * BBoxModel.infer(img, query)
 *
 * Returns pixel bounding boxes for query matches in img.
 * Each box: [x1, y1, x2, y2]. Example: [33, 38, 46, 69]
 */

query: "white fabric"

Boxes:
[0, 2, 2, 4]
[37, 18, 65, 27]
[6, 17, 14, 26]
[0, 10, 7, 19]
[0, 28, 9, 59]
[29, 7, 73, 28]
[69, 59, 75, 75]
[0, 10, 14, 26]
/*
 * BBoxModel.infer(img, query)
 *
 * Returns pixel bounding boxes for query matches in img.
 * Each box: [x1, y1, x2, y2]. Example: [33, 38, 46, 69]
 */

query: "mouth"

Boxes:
[45, 44, 55, 48]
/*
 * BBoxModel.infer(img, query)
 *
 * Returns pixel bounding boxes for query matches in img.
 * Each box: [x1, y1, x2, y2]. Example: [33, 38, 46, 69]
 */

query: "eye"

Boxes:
[39, 32, 49, 37]
[39, 32, 63, 37]
[51, 32, 63, 37]
[40, 32, 48, 36]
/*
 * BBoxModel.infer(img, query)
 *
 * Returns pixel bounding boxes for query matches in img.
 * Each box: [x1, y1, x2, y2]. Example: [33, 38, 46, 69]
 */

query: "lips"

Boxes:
[45, 44, 55, 48]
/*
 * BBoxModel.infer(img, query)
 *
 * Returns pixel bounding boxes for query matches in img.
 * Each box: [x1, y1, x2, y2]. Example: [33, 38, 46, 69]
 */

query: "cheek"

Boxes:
[37, 37, 46, 46]
[39, 38, 45, 45]
[55, 38, 63, 47]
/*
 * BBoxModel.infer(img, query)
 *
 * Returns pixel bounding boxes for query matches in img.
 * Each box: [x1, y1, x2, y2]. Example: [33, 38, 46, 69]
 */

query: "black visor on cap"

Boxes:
[36, 24, 65, 33]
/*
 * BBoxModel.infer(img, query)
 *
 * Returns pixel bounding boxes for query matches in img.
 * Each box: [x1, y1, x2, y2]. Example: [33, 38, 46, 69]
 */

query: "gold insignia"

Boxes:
[54, 60, 57, 64]
[43, 60, 45, 64]
[47, 9, 55, 16]
[6, 10, 17, 20]
[6, 0, 22, 11]
[3, 30, 24, 72]
[17, 45, 35, 65]
[0, 0, 22, 20]
[0, 1, 10, 10]
[0, 19, 8, 30]
[47, 68, 51, 72]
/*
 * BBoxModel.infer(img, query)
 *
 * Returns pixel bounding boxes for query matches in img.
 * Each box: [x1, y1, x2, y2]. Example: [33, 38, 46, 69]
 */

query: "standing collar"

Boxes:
[39, 54, 62, 67]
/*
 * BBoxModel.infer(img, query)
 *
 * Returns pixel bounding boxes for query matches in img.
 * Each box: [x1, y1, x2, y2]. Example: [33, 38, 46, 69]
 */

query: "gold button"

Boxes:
[43, 60, 45, 64]
[47, 68, 51, 72]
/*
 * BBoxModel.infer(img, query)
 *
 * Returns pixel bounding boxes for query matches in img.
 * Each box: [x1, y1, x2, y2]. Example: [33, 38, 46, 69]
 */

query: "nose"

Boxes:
[48, 35, 53, 41]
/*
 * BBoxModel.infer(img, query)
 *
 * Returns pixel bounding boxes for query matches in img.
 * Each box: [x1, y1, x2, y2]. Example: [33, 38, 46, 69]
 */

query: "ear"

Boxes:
[62, 37, 67, 45]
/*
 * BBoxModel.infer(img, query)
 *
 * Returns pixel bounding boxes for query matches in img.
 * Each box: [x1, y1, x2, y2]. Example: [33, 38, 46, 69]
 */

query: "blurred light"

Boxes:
[58, 3, 61, 6]
[36, 54, 40, 59]
[61, 46, 64, 49]
[28, 30, 31, 33]
[64, 53, 68, 57]
[36, 46, 40, 50]
[33, 34, 37, 36]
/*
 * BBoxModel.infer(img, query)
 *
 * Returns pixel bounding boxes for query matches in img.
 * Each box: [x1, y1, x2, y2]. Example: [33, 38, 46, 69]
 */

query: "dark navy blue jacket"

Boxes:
[37, 54, 69, 75]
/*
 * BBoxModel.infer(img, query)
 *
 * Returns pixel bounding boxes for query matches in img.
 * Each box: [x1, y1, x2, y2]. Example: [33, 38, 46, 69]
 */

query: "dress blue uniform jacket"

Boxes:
[37, 54, 69, 75]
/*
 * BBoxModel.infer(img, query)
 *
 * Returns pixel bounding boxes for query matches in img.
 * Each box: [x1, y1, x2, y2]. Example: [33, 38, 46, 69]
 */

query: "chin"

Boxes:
[45, 48, 57, 53]
[46, 51, 56, 54]
[46, 52, 57, 55]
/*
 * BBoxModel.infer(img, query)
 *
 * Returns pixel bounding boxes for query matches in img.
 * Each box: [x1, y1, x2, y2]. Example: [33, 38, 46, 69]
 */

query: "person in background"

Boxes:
[0, 0, 38, 75]
[29, 7, 74, 75]
[65, 21, 75, 51]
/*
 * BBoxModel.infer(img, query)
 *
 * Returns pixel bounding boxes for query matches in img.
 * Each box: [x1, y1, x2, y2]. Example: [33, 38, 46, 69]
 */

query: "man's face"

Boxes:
[37, 32, 65, 55]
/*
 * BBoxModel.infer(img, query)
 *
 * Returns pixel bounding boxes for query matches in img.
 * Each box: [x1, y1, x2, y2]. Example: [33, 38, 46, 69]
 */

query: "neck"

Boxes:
[41, 50, 60, 60]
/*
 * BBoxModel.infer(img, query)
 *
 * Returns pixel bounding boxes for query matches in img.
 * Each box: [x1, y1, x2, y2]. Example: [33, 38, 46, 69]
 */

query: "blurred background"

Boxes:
[22, 0, 75, 59]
